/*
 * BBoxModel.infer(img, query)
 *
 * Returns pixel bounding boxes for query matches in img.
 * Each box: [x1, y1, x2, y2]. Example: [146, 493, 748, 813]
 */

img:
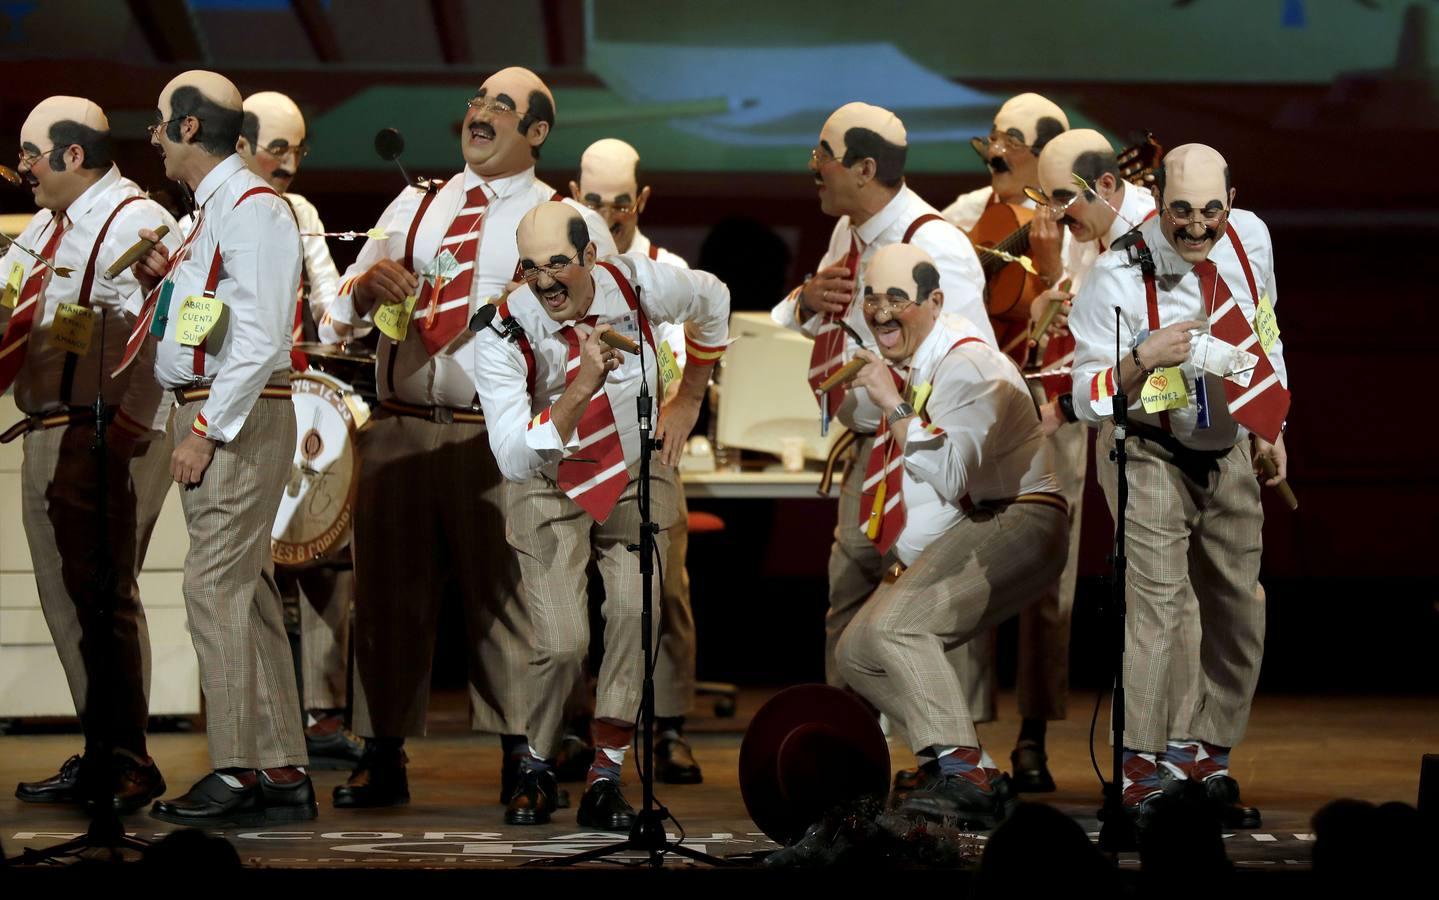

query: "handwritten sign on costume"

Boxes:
[657, 340, 682, 397]
[1140, 367, 1189, 414]
[1253, 294, 1280, 355]
[374, 295, 417, 342]
[2, 263, 23, 309]
[49, 303, 97, 354]
[175, 295, 225, 347]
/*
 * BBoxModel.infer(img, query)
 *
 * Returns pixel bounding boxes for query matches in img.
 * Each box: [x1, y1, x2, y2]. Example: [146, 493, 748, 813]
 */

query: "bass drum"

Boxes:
[271, 371, 371, 565]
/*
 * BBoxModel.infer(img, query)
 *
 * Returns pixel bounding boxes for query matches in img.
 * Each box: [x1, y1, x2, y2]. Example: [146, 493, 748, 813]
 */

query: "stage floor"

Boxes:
[2, 690, 1432, 870]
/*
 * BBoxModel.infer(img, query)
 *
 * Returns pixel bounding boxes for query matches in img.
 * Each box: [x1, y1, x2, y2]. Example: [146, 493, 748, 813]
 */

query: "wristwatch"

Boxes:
[1057, 392, 1078, 423]
[888, 402, 915, 427]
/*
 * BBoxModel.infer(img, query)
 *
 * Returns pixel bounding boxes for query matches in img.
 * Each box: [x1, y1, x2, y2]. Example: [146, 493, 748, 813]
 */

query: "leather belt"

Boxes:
[0, 409, 79, 444]
[172, 384, 293, 405]
[381, 399, 485, 425]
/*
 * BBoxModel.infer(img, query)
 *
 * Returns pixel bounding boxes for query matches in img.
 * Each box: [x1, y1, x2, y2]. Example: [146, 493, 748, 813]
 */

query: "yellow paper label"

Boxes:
[175, 295, 225, 347]
[910, 381, 933, 418]
[2, 263, 23, 309]
[1253, 294, 1279, 355]
[866, 480, 886, 539]
[49, 303, 96, 354]
[1140, 366, 1189, 414]
[657, 340, 682, 397]
[374, 295, 417, 342]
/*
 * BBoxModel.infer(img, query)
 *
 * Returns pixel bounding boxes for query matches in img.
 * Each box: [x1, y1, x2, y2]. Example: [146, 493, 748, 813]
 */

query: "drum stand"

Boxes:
[8, 311, 151, 865]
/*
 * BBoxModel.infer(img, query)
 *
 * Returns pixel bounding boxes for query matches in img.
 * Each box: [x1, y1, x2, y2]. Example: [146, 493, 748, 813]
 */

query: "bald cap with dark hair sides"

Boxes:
[842, 127, 907, 188]
[45, 120, 112, 172]
[166, 85, 245, 157]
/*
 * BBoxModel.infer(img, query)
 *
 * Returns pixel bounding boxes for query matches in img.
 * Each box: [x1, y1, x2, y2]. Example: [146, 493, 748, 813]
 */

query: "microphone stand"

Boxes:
[9, 310, 151, 864]
[537, 290, 724, 869]
[1097, 305, 1138, 853]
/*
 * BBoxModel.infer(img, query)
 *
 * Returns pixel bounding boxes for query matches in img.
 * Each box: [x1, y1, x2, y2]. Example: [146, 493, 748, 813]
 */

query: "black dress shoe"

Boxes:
[1203, 774, 1261, 829]
[576, 778, 635, 832]
[898, 774, 1009, 830]
[655, 735, 703, 784]
[1010, 740, 1057, 793]
[111, 756, 167, 814]
[259, 772, 320, 824]
[888, 767, 929, 809]
[500, 756, 570, 808]
[151, 773, 267, 827]
[505, 766, 562, 826]
[552, 733, 596, 784]
[16, 754, 83, 804]
[305, 723, 367, 771]
[333, 751, 409, 808]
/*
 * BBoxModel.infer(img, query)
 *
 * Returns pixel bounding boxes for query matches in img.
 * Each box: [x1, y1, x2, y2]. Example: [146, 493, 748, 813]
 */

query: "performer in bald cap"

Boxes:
[237, 90, 362, 770]
[325, 67, 616, 810]
[1069, 144, 1287, 830]
[6, 96, 178, 813]
[470, 202, 729, 829]
[571, 137, 702, 785]
[125, 69, 313, 825]
[833, 243, 1068, 829]
[935, 92, 1084, 792]
[771, 101, 989, 703]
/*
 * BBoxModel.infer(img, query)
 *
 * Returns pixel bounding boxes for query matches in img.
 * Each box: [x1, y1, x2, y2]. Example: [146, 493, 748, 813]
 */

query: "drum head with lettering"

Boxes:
[272, 372, 365, 564]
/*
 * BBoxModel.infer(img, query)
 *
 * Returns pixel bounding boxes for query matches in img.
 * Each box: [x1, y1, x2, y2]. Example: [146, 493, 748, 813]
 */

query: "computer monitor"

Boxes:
[717, 312, 840, 462]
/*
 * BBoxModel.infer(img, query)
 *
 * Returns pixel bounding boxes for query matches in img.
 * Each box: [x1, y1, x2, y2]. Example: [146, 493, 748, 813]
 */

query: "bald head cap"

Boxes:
[517, 200, 590, 257]
[866, 242, 939, 303]
[1160, 143, 1229, 204]
[244, 91, 305, 148]
[480, 66, 555, 119]
[1038, 128, 1115, 197]
[21, 96, 108, 149]
[821, 101, 908, 157]
[994, 92, 1068, 152]
[579, 138, 641, 197]
[161, 70, 242, 116]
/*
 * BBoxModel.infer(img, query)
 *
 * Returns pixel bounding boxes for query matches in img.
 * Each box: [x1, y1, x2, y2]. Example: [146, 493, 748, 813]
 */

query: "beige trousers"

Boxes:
[506, 461, 681, 759]
[836, 502, 1070, 751]
[1095, 422, 1265, 753]
[172, 396, 307, 769]
[348, 414, 530, 738]
[21, 423, 172, 754]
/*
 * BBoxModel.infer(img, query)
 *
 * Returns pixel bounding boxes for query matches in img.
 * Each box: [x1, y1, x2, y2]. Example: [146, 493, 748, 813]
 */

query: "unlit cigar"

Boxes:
[599, 330, 640, 354]
[1258, 456, 1298, 511]
[817, 357, 867, 393]
[104, 225, 170, 279]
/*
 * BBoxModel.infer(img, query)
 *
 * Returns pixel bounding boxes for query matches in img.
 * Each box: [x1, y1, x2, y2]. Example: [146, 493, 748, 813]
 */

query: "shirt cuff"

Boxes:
[771, 288, 804, 332]
[683, 334, 725, 367]
[525, 406, 581, 458]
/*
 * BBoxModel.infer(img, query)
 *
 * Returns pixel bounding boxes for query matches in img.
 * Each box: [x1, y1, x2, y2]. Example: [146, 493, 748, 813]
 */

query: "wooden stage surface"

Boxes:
[2, 689, 1433, 871]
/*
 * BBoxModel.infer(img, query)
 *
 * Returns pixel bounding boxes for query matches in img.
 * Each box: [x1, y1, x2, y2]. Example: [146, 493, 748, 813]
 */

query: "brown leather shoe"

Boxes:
[655, 735, 703, 784]
[112, 755, 167, 814]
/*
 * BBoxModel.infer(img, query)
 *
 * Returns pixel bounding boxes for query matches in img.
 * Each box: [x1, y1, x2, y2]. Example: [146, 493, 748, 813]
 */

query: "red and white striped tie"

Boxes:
[556, 317, 628, 523]
[1194, 260, 1289, 443]
[0, 213, 67, 393]
[807, 234, 861, 410]
[415, 184, 488, 357]
[858, 367, 907, 554]
[114, 210, 206, 376]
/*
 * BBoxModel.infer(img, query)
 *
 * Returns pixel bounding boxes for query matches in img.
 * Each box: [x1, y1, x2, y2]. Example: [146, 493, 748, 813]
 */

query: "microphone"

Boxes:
[469, 302, 498, 333]
[105, 225, 170, 279]
[817, 357, 867, 393]
[374, 128, 416, 189]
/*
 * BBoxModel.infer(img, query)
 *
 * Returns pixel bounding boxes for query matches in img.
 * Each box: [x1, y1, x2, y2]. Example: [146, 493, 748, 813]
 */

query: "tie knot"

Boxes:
[466, 184, 490, 207]
[1192, 260, 1217, 279]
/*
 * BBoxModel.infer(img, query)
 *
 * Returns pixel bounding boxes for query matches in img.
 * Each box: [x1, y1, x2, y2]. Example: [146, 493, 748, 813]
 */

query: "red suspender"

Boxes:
[595, 260, 656, 350]
[1227, 227, 1261, 306]
[388, 185, 441, 392]
[496, 298, 536, 400]
[62, 194, 143, 405]
[193, 186, 287, 377]
[647, 243, 660, 261]
[902, 213, 946, 245]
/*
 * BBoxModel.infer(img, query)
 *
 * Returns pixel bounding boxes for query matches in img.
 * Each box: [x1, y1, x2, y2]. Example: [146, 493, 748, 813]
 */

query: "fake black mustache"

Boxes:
[1175, 226, 1220, 243]
[273, 169, 294, 180]
[987, 156, 1010, 174]
[469, 121, 496, 140]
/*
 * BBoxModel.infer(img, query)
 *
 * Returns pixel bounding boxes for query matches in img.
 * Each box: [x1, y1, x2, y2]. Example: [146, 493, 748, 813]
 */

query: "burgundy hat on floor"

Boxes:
[738, 684, 891, 845]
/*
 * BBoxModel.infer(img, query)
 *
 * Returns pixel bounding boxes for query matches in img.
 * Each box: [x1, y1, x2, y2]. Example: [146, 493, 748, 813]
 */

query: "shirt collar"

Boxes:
[193, 153, 247, 210]
[66, 164, 122, 221]
[465, 165, 536, 200]
[853, 185, 910, 246]
[628, 229, 651, 255]
[906, 313, 957, 378]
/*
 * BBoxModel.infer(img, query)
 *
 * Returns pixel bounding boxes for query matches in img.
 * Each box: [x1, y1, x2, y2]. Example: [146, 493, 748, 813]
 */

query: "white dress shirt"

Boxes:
[147, 154, 302, 442]
[0, 165, 177, 431]
[629, 228, 688, 363]
[1069, 209, 1286, 450]
[849, 314, 1059, 565]
[330, 167, 616, 408]
[941, 185, 995, 233]
[470, 253, 729, 483]
[285, 192, 342, 342]
[770, 184, 994, 354]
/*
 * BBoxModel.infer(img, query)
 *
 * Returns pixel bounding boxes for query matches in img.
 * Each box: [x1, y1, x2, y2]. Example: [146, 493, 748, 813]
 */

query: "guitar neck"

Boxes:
[982, 221, 1033, 276]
